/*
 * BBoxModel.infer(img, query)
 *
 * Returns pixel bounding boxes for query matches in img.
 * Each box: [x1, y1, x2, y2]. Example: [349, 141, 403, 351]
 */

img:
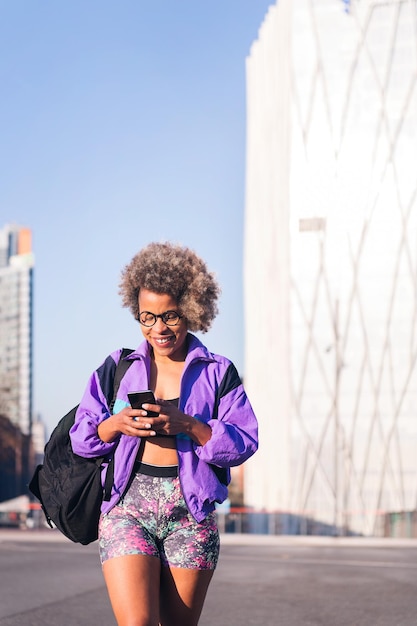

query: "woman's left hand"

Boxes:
[142, 400, 212, 445]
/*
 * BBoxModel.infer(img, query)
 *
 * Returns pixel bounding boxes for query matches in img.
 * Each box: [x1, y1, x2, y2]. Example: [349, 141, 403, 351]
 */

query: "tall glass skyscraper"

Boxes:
[244, 0, 417, 535]
[0, 224, 34, 436]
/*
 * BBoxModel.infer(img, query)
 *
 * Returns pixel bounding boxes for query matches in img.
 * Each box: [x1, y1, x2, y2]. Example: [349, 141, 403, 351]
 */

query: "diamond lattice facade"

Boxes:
[244, 0, 417, 535]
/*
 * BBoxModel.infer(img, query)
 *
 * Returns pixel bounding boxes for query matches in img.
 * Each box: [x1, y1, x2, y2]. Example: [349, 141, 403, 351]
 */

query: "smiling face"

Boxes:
[138, 288, 188, 362]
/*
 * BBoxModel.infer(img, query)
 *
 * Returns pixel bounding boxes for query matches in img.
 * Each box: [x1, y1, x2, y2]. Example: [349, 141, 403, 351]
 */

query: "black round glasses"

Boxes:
[138, 310, 182, 327]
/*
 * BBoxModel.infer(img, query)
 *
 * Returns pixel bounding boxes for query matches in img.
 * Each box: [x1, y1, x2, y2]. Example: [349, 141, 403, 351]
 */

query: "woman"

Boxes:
[70, 242, 258, 626]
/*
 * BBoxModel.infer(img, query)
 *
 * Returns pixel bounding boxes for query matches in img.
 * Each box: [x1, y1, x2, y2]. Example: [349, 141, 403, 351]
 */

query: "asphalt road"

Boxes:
[0, 530, 416, 625]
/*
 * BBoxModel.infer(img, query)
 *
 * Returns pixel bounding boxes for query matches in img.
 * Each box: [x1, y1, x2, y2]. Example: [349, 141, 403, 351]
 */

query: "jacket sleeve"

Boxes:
[193, 363, 258, 468]
[69, 352, 121, 458]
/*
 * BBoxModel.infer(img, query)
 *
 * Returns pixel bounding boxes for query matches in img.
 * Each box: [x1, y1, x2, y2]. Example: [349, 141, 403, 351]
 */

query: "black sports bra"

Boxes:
[165, 398, 179, 408]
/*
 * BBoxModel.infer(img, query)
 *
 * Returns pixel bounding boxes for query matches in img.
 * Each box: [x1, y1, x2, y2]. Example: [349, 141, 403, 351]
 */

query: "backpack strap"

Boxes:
[110, 348, 135, 412]
[103, 348, 134, 501]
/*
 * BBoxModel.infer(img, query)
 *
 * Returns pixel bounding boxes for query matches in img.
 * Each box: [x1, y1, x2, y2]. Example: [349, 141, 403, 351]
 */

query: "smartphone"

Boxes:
[128, 390, 159, 416]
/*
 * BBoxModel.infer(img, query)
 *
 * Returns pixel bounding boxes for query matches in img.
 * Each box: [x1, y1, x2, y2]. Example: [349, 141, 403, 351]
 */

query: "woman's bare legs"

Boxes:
[103, 555, 214, 626]
[103, 554, 161, 626]
[159, 567, 214, 626]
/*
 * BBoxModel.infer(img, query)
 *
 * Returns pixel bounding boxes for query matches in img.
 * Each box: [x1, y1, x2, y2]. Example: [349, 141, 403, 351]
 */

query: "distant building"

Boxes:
[0, 414, 34, 502]
[31, 416, 47, 466]
[244, 0, 417, 535]
[0, 224, 34, 435]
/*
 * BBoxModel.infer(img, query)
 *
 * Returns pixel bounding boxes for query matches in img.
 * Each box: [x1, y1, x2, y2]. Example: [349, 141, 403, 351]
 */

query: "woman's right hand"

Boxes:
[97, 407, 157, 442]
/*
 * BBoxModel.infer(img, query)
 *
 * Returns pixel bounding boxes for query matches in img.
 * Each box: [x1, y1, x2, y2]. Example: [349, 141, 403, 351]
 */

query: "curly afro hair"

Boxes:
[119, 242, 220, 333]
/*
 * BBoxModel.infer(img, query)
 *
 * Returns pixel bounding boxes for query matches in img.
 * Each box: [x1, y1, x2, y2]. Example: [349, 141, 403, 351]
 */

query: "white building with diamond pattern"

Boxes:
[243, 0, 417, 535]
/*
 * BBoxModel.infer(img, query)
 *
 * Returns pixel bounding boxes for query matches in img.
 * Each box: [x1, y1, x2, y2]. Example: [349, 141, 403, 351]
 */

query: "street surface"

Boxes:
[0, 530, 416, 625]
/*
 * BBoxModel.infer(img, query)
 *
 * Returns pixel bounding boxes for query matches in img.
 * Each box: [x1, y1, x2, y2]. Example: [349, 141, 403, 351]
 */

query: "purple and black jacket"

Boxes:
[69, 334, 258, 522]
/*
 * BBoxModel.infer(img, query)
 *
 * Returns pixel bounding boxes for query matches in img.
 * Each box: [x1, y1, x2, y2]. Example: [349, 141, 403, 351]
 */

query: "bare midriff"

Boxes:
[138, 436, 178, 466]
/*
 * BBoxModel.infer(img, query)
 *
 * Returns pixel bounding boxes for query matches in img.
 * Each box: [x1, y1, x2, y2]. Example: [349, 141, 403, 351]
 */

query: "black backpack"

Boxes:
[29, 349, 134, 545]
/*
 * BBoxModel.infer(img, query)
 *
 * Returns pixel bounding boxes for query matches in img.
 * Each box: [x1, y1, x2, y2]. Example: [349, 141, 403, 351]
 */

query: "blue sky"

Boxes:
[0, 1, 273, 433]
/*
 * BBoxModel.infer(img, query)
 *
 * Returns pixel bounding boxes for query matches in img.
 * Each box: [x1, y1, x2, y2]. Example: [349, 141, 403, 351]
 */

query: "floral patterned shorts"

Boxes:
[98, 465, 220, 569]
